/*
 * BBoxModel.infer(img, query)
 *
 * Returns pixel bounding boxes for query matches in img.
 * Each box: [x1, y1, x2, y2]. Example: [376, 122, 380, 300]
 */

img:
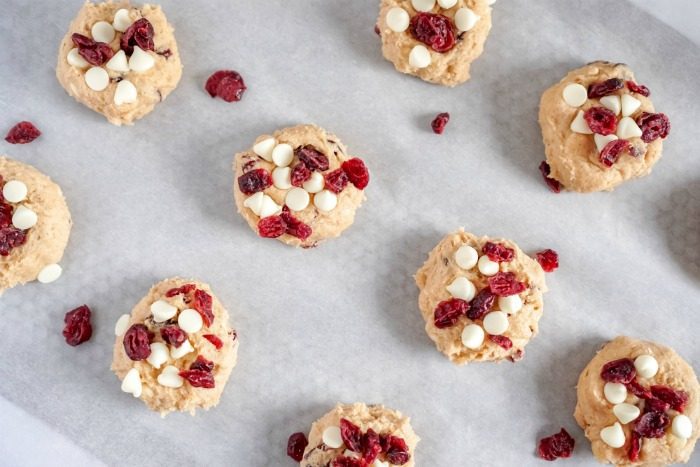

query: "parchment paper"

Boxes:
[0, 1, 698, 465]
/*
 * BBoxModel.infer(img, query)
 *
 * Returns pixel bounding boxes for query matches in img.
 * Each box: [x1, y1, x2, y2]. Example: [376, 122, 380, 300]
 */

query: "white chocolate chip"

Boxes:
[411, 0, 436, 12]
[157, 365, 184, 388]
[570, 110, 593, 134]
[621, 94, 642, 117]
[105, 50, 129, 72]
[120, 368, 142, 397]
[386, 7, 410, 32]
[253, 137, 276, 161]
[322, 426, 343, 448]
[613, 403, 640, 425]
[112, 8, 132, 33]
[272, 144, 294, 168]
[178, 309, 203, 333]
[372, 461, 389, 467]
[258, 195, 283, 218]
[477, 255, 499, 276]
[634, 355, 659, 379]
[594, 134, 619, 153]
[37, 264, 62, 284]
[128, 46, 154, 72]
[146, 342, 169, 369]
[461, 324, 484, 349]
[483, 311, 509, 335]
[114, 79, 137, 105]
[314, 190, 338, 212]
[150, 300, 177, 323]
[600, 95, 621, 116]
[114, 314, 130, 336]
[170, 339, 194, 359]
[91, 21, 115, 43]
[438, 0, 458, 8]
[446, 277, 476, 301]
[454, 7, 480, 32]
[562, 83, 587, 107]
[408, 45, 431, 69]
[616, 117, 643, 139]
[2, 180, 27, 203]
[243, 192, 265, 216]
[67, 48, 89, 68]
[85, 66, 109, 91]
[12, 205, 37, 230]
[604, 382, 627, 405]
[285, 187, 310, 211]
[272, 167, 292, 190]
[672, 415, 693, 439]
[455, 245, 478, 270]
[498, 295, 523, 314]
[302, 172, 325, 193]
[600, 422, 625, 448]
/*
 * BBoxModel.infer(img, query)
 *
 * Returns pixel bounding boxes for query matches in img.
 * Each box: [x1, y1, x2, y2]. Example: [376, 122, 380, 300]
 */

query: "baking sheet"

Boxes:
[1, 0, 699, 465]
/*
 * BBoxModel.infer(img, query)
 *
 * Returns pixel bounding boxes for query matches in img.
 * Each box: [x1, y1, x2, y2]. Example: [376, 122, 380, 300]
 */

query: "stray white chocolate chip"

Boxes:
[461, 324, 485, 349]
[409, 45, 431, 69]
[2, 180, 27, 203]
[37, 264, 62, 284]
[121, 368, 142, 397]
[91, 21, 116, 43]
[157, 365, 184, 388]
[85, 66, 109, 91]
[114, 314, 131, 336]
[128, 46, 155, 72]
[386, 7, 410, 33]
[322, 426, 343, 448]
[562, 83, 587, 107]
[114, 79, 137, 105]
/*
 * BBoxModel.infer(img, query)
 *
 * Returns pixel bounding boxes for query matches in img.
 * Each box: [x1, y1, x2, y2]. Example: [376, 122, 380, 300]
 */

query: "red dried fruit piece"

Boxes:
[62, 305, 92, 346]
[71, 33, 114, 66]
[193, 289, 214, 327]
[489, 335, 513, 350]
[165, 283, 196, 298]
[626, 379, 652, 399]
[409, 13, 456, 53]
[509, 349, 525, 362]
[160, 325, 187, 348]
[600, 358, 636, 384]
[374, 24, 381, 36]
[5, 121, 41, 144]
[587, 78, 624, 98]
[295, 145, 329, 171]
[467, 288, 496, 320]
[537, 428, 575, 461]
[179, 369, 215, 388]
[644, 397, 670, 414]
[633, 411, 670, 438]
[203, 334, 223, 350]
[539, 161, 562, 193]
[361, 428, 382, 464]
[280, 209, 312, 240]
[385, 435, 411, 465]
[332, 457, 365, 467]
[431, 112, 450, 134]
[238, 168, 272, 195]
[584, 107, 617, 136]
[342, 158, 370, 190]
[434, 298, 469, 328]
[482, 242, 515, 263]
[190, 355, 215, 372]
[650, 385, 689, 413]
[0, 225, 27, 256]
[340, 418, 363, 452]
[287, 432, 309, 462]
[535, 249, 559, 272]
[324, 169, 349, 194]
[488, 272, 526, 297]
[71, 33, 95, 49]
[636, 112, 670, 143]
[290, 164, 312, 187]
[205, 70, 247, 102]
[628, 432, 641, 462]
[0, 201, 10, 226]
[599, 139, 631, 168]
[120, 18, 155, 54]
[123, 324, 152, 361]
[258, 215, 287, 238]
[626, 81, 650, 97]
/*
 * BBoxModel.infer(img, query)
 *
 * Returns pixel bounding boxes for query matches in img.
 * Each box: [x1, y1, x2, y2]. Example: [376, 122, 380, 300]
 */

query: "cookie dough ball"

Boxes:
[300, 403, 419, 466]
[111, 278, 238, 415]
[415, 229, 547, 364]
[56, 2, 182, 125]
[233, 124, 370, 248]
[574, 336, 699, 465]
[0, 157, 72, 293]
[539, 61, 670, 192]
[377, 0, 492, 87]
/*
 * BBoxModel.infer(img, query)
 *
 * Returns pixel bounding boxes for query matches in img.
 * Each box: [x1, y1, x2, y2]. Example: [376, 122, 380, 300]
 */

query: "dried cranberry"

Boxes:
[295, 145, 329, 171]
[193, 289, 214, 327]
[340, 418, 363, 452]
[467, 288, 496, 320]
[123, 324, 152, 361]
[633, 411, 670, 438]
[258, 215, 287, 238]
[636, 112, 670, 143]
[537, 428, 575, 461]
[290, 164, 312, 187]
[0, 201, 10, 225]
[71, 33, 94, 49]
[431, 112, 450, 134]
[5, 121, 41, 144]
[409, 13, 456, 53]
[205, 70, 247, 102]
[482, 242, 514, 263]
[160, 325, 187, 348]
[238, 168, 272, 195]
[488, 272, 526, 297]
[361, 428, 382, 464]
[587, 78, 624, 98]
[489, 335, 513, 350]
[600, 358, 636, 384]
[434, 298, 469, 328]
[374, 24, 381, 36]
[287, 432, 309, 462]
[165, 283, 196, 298]
[342, 158, 370, 190]
[331, 457, 364, 467]
[71, 33, 115, 66]
[203, 334, 223, 349]
[120, 18, 155, 54]
[190, 355, 215, 372]
[644, 397, 670, 414]
[538, 161, 562, 193]
[535, 249, 559, 272]
[584, 107, 617, 135]
[179, 369, 215, 388]
[62, 305, 92, 346]
[626, 81, 650, 97]
[599, 139, 631, 168]
[628, 432, 641, 461]
[324, 168, 349, 194]
[650, 385, 689, 413]
[626, 379, 652, 399]
[0, 226, 27, 256]
[280, 209, 312, 240]
[385, 435, 410, 465]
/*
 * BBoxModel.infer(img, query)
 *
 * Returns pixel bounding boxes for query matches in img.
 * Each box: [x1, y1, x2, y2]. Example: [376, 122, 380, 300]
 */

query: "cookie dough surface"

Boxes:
[415, 229, 547, 364]
[233, 124, 369, 248]
[539, 61, 665, 192]
[574, 336, 699, 466]
[378, 0, 492, 87]
[56, 1, 182, 125]
[301, 403, 419, 466]
[0, 157, 72, 293]
[111, 278, 238, 416]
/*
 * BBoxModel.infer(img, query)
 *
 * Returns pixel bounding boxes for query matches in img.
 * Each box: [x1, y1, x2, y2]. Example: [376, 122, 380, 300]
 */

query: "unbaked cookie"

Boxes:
[415, 229, 547, 364]
[377, 0, 492, 87]
[56, 1, 182, 125]
[574, 336, 699, 465]
[539, 61, 670, 192]
[292, 403, 419, 466]
[0, 157, 71, 294]
[233, 124, 370, 248]
[111, 278, 238, 416]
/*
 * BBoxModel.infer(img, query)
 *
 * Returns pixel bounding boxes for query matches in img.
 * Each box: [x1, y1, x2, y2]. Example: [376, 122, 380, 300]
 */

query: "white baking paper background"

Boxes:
[0, 1, 698, 466]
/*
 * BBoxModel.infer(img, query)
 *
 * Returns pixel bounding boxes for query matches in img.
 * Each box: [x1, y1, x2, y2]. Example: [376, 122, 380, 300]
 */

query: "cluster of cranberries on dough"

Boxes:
[233, 125, 370, 248]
